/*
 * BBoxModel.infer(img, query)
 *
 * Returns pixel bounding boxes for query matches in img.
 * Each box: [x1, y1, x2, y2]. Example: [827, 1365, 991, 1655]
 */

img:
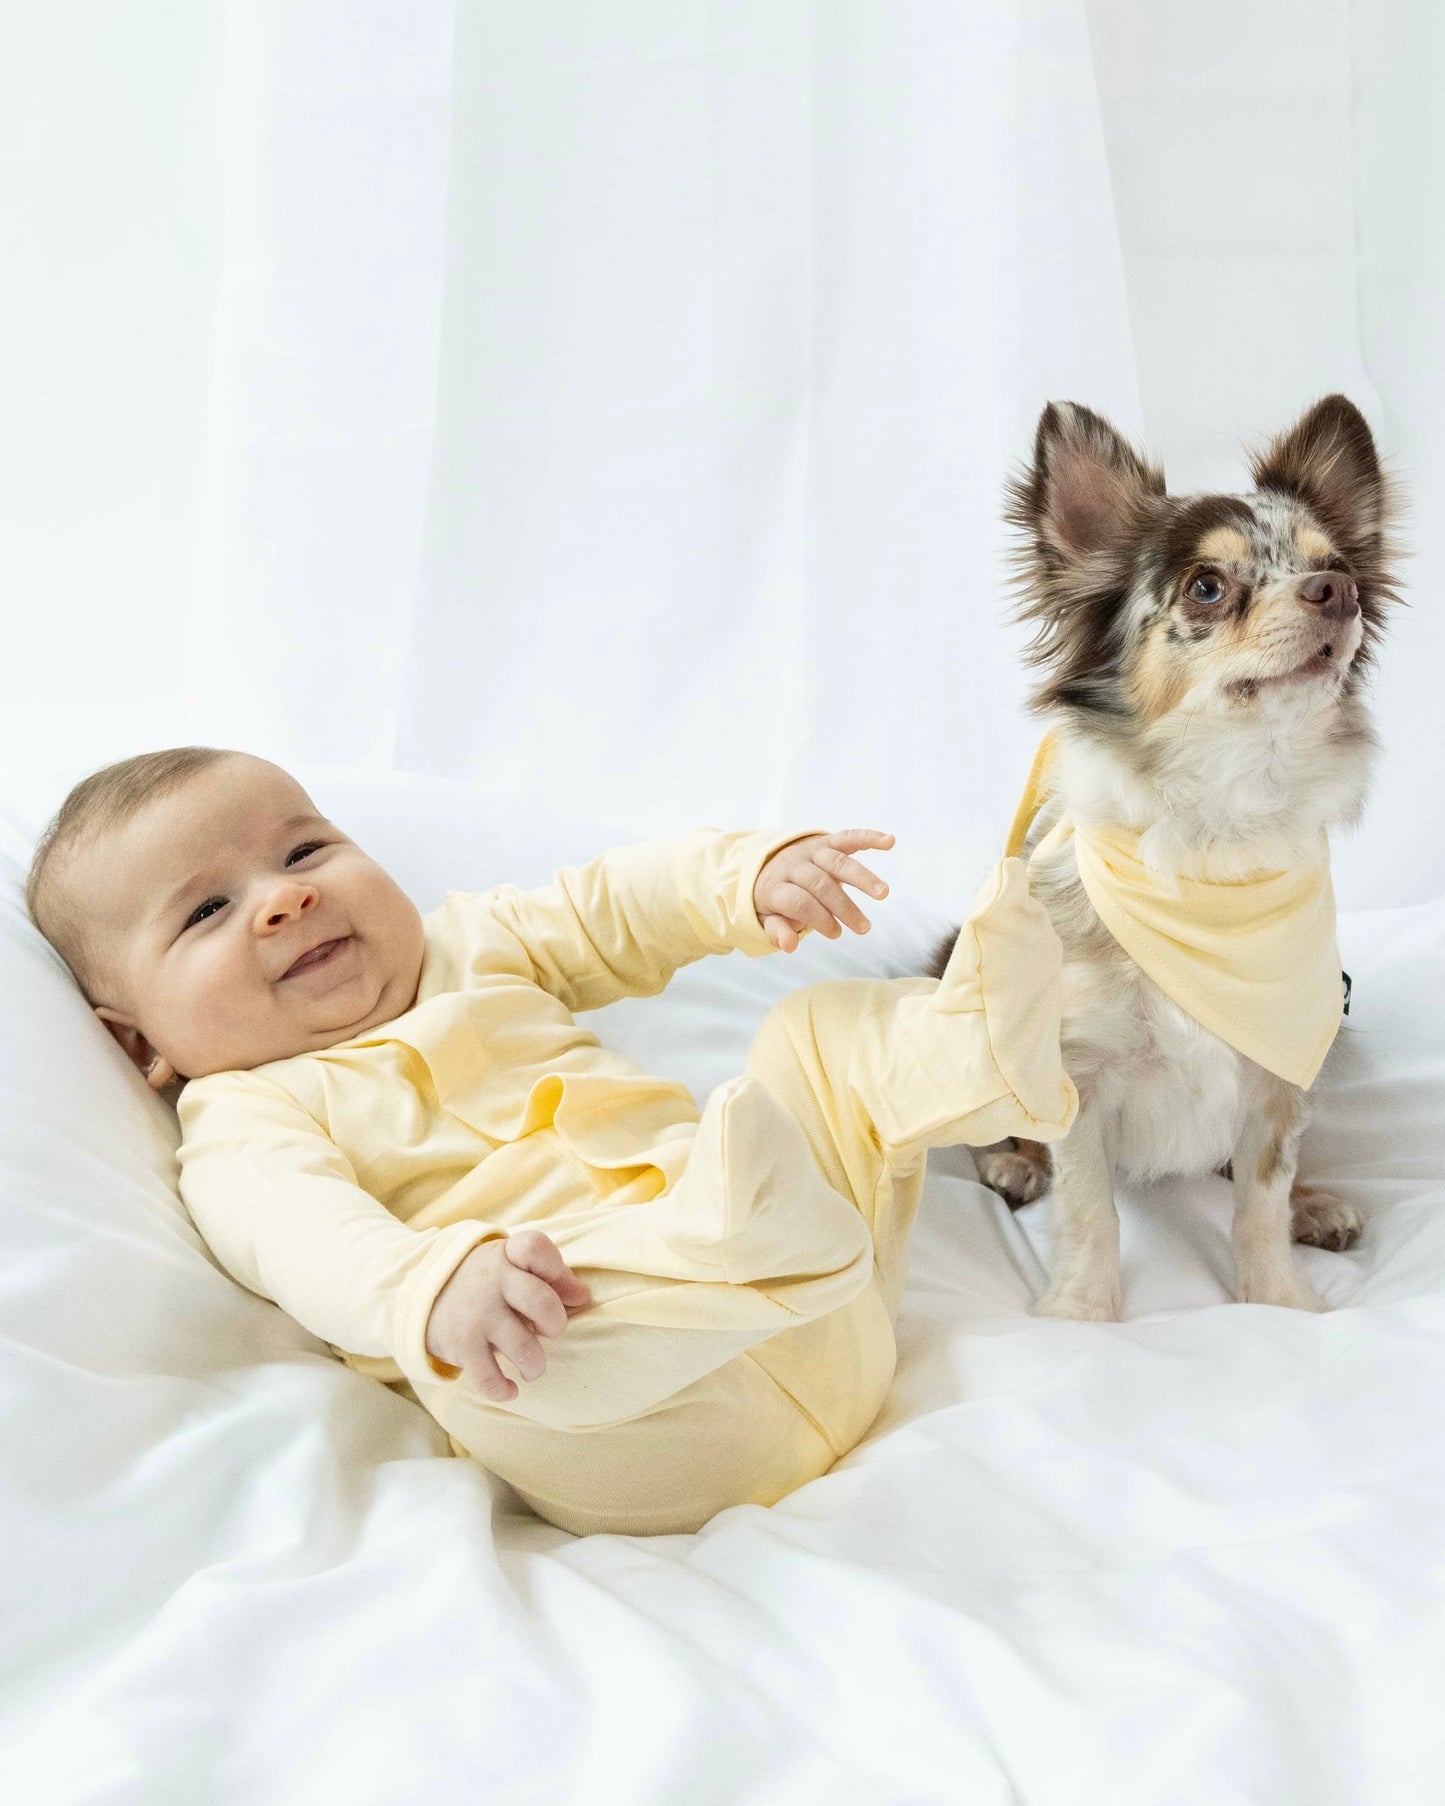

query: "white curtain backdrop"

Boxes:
[1, 1, 1439, 911]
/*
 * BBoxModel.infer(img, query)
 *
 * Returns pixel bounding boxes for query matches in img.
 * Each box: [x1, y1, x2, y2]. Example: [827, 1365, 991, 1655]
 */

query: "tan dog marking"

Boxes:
[1196, 525, 1251, 566]
[1130, 617, 1189, 721]
[1254, 1083, 1299, 1188]
[1295, 523, 1337, 566]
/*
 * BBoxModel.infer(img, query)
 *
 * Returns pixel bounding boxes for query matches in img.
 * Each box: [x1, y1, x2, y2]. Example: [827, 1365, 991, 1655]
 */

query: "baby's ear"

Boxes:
[1008, 401, 1164, 565]
[94, 1008, 177, 1090]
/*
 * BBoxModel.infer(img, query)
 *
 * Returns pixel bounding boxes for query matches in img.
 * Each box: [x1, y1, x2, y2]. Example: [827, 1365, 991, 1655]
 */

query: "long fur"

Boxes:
[935, 396, 1402, 1315]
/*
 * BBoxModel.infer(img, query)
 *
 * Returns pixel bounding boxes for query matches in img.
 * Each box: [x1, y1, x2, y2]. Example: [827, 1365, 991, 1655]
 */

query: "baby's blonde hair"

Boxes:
[27, 746, 239, 1001]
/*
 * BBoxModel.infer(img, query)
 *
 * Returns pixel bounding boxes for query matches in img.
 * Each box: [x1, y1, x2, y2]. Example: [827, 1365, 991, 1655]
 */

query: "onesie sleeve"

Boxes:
[460, 826, 824, 1015]
[176, 1072, 503, 1391]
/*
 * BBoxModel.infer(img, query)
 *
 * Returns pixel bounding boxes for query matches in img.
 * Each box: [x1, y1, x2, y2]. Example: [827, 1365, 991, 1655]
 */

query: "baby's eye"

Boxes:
[1188, 571, 1226, 605]
[178, 845, 326, 932]
[184, 896, 226, 930]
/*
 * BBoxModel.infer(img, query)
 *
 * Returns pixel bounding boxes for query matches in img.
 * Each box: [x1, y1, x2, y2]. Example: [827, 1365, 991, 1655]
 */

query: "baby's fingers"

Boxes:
[502, 1264, 570, 1338]
[462, 1342, 520, 1404]
[802, 862, 884, 934]
[504, 1228, 592, 1308]
[771, 881, 846, 940]
[489, 1308, 548, 1386]
[824, 829, 895, 854]
[763, 912, 802, 953]
[815, 843, 890, 903]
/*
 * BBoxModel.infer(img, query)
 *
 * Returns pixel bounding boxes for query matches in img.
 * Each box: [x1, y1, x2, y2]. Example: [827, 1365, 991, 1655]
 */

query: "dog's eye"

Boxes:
[1188, 572, 1226, 605]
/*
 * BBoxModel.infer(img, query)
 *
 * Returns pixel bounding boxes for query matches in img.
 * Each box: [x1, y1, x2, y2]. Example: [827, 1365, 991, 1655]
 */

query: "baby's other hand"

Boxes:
[754, 829, 895, 953]
[424, 1228, 591, 1402]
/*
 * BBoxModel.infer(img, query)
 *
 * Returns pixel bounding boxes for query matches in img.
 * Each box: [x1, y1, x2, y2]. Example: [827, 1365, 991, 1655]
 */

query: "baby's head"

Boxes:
[27, 749, 425, 1087]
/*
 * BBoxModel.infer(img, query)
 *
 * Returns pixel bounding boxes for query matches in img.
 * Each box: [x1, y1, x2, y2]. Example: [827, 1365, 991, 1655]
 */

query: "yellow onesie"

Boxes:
[177, 827, 1078, 1536]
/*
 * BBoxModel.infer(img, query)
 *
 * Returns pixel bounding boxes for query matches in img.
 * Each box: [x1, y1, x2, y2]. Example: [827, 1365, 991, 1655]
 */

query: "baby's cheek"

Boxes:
[372, 877, 425, 970]
[169, 956, 265, 1073]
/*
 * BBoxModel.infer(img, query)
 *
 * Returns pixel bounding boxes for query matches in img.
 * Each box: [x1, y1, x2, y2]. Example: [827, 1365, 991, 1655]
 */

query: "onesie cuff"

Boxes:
[390, 1219, 509, 1390]
[729, 827, 830, 957]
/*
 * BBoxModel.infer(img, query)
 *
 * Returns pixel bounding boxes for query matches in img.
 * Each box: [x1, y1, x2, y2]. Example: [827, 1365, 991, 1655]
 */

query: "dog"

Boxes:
[930, 395, 1399, 1319]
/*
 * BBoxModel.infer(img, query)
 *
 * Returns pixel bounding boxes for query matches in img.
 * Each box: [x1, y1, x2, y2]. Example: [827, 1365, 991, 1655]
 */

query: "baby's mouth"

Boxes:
[281, 936, 352, 980]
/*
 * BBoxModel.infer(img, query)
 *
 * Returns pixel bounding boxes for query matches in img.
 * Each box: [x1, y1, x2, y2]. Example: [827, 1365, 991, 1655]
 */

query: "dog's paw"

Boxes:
[1237, 1270, 1326, 1312]
[975, 1138, 1053, 1210]
[1291, 1184, 1362, 1252]
[1033, 1283, 1121, 1322]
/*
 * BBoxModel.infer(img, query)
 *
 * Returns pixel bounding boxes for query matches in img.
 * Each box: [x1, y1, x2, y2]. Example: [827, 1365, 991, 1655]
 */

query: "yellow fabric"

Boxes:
[176, 826, 1078, 1535]
[1008, 734, 1343, 1088]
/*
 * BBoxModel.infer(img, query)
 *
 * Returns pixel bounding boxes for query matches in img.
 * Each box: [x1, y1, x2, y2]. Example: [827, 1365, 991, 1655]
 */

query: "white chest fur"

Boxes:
[1031, 715, 1369, 1184]
[1060, 956, 1246, 1182]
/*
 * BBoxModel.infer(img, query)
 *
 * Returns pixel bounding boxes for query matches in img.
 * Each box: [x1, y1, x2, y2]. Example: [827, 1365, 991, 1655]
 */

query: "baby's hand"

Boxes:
[753, 830, 895, 953]
[425, 1229, 591, 1402]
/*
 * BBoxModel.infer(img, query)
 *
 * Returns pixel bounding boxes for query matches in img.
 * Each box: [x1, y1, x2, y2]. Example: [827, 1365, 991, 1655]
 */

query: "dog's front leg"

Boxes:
[1033, 1101, 1121, 1321]
[1231, 1074, 1325, 1311]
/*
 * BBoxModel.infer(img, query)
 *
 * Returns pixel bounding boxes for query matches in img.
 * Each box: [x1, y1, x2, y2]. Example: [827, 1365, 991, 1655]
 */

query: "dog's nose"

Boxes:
[1299, 571, 1359, 618]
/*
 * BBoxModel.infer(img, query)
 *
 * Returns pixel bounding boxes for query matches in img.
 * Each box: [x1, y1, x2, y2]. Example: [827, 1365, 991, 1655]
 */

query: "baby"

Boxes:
[28, 747, 1077, 1535]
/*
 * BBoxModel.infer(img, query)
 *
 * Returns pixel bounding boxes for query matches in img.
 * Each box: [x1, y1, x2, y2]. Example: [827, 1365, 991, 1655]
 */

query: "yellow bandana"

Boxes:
[1005, 736, 1344, 1088]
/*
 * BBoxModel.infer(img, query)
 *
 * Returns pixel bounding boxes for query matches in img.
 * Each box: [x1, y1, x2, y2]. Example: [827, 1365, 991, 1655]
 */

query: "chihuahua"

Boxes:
[933, 395, 1399, 1318]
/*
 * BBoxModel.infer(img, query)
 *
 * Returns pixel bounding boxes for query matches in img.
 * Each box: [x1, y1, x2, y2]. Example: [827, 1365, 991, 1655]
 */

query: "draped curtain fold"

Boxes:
[2, 1, 1440, 909]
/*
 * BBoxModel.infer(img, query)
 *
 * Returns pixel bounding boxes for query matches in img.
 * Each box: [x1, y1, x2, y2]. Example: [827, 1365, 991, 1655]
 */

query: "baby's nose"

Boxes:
[255, 882, 319, 931]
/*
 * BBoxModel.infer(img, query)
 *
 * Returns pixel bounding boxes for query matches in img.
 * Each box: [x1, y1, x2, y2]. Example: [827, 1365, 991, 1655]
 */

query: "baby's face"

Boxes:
[85, 756, 425, 1083]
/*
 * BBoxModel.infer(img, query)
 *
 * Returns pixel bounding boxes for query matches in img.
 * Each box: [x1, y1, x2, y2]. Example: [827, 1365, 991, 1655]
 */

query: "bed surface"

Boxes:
[2, 769, 1442, 1805]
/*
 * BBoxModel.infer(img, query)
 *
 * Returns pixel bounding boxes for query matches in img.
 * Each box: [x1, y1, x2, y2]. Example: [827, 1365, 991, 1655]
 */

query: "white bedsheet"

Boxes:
[2, 771, 1443, 1805]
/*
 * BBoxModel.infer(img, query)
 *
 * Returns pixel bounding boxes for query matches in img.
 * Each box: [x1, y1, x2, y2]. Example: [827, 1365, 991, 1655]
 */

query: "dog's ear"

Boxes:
[1007, 405, 1164, 719]
[1248, 395, 1387, 555]
[1008, 401, 1163, 564]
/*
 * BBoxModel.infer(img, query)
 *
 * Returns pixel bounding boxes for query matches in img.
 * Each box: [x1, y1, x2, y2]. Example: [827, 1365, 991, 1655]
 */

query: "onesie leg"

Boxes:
[743, 979, 933, 1317]
[742, 951, 1075, 1313]
[417, 1073, 879, 1432]
[435, 1345, 852, 1537]
[716, 949, 1077, 1458]
[418, 932, 1071, 1444]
